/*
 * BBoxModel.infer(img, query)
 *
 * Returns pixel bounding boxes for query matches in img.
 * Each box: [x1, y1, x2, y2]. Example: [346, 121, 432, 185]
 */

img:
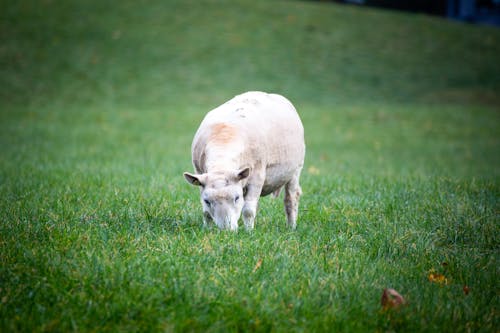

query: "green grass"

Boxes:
[1, 0, 499, 331]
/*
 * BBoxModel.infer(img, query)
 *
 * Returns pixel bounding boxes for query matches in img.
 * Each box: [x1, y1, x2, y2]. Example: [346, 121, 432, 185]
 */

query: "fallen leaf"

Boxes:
[428, 272, 448, 285]
[381, 288, 406, 310]
[463, 285, 470, 295]
[252, 258, 263, 273]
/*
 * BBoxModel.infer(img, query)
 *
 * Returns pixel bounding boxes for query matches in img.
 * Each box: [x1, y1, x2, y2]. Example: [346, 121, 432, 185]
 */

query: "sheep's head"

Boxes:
[183, 167, 250, 230]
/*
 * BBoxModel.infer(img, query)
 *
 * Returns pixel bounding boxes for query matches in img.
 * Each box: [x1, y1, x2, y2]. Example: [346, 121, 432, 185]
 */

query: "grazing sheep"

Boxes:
[184, 91, 305, 231]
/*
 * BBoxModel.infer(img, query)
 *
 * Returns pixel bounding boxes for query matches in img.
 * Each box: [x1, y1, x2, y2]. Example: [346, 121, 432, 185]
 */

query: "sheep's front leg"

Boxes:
[242, 198, 258, 230]
[242, 174, 264, 230]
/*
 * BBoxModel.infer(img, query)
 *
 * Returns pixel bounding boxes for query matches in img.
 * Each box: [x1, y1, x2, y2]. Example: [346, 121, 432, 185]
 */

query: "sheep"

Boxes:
[184, 91, 305, 230]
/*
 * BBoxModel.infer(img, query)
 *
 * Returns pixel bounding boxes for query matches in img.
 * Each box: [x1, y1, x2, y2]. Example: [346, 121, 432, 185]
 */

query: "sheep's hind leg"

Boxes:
[284, 169, 302, 229]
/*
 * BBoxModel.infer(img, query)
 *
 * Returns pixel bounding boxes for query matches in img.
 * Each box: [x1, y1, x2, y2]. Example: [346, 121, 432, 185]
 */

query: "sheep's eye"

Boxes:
[234, 195, 240, 202]
[203, 199, 211, 206]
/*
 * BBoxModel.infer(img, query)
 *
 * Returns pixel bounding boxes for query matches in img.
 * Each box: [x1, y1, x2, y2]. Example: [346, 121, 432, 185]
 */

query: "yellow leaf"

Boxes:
[252, 258, 263, 273]
[428, 272, 448, 285]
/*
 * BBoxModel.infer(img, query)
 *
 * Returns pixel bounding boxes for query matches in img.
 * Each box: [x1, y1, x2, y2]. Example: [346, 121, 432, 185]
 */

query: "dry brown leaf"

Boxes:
[252, 258, 263, 273]
[381, 288, 406, 310]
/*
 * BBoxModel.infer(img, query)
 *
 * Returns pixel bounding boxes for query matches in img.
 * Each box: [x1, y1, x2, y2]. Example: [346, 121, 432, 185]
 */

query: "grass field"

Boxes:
[1, 0, 499, 331]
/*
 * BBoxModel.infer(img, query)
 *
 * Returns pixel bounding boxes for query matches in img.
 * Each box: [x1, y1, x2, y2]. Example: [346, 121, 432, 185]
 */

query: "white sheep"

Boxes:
[184, 91, 305, 230]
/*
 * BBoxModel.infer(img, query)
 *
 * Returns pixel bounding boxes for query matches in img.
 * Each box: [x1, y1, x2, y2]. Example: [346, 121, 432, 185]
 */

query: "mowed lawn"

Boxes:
[1, 0, 499, 332]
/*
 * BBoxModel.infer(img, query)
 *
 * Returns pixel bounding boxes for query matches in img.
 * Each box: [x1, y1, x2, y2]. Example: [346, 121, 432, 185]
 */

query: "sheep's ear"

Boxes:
[235, 167, 250, 181]
[183, 172, 206, 186]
